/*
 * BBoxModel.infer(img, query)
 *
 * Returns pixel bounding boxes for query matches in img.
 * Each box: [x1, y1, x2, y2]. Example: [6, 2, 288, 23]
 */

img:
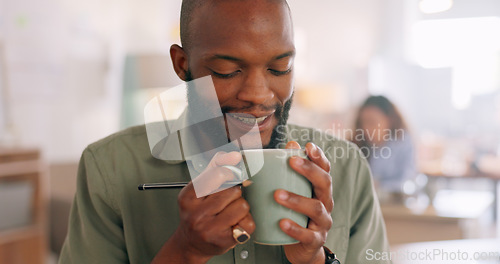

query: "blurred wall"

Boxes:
[0, 0, 388, 162]
[1, 0, 499, 162]
[0, 0, 181, 162]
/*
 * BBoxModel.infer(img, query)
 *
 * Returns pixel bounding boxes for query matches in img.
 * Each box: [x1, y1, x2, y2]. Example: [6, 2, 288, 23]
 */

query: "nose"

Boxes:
[236, 69, 274, 105]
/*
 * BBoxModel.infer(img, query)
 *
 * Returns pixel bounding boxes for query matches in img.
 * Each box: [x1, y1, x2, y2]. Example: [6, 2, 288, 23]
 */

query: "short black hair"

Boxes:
[179, 0, 291, 53]
[179, 0, 206, 53]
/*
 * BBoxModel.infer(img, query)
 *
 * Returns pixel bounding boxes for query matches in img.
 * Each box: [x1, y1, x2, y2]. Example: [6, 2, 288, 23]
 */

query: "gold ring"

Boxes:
[232, 226, 250, 244]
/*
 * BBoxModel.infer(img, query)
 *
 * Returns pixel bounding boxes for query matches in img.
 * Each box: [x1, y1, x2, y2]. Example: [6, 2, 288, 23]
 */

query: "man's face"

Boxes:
[182, 0, 295, 148]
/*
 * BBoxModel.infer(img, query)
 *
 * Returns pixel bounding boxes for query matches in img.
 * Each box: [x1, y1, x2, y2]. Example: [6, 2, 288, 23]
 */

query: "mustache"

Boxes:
[220, 103, 282, 114]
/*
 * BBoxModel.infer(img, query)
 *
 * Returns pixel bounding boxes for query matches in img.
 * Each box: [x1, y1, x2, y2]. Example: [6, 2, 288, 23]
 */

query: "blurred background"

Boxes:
[0, 0, 499, 263]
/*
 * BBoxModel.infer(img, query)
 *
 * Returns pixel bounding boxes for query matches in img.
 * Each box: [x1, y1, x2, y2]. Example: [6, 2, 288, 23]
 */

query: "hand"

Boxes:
[152, 152, 256, 264]
[275, 141, 334, 264]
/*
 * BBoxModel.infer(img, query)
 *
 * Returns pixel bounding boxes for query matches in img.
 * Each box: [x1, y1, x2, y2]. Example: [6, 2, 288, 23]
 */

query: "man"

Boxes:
[59, 0, 390, 263]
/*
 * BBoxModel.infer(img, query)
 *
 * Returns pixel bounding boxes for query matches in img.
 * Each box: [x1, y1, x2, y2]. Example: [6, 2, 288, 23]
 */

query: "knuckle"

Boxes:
[199, 230, 212, 243]
[178, 194, 189, 210]
[178, 198, 186, 210]
[239, 199, 250, 212]
[229, 186, 242, 197]
[302, 232, 315, 244]
[213, 167, 227, 179]
[223, 168, 237, 181]
[287, 194, 299, 204]
[325, 161, 331, 172]
[188, 213, 209, 233]
[312, 201, 325, 218]
[213, 151, 227, 161]
[211, 168, 234, 185]
[186, 216, 199, 232]
[246, 219, 256, 233]
[318, 233, 328, 245]
[326, 215, 333, 230]
[324, 174, 332, 186]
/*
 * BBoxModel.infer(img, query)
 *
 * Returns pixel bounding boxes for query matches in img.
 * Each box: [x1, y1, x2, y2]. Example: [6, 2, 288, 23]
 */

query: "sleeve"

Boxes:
[58, 148, 129, 264]
[345, 151, 392, 264]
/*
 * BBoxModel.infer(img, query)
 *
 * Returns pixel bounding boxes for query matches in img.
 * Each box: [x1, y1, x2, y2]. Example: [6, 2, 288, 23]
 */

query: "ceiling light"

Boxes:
[419, 0, 453, 14]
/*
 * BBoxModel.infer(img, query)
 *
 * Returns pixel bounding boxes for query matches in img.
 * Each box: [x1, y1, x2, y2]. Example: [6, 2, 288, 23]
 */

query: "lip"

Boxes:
[225, 112, 275, 132]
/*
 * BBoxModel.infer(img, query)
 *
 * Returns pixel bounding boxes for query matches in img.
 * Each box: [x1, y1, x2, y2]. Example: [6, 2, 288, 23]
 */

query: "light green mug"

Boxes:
[241, 148, 312, 245]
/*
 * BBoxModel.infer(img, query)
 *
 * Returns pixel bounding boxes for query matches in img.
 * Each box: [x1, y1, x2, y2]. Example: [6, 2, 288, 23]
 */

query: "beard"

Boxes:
[185, 69, 292, 149]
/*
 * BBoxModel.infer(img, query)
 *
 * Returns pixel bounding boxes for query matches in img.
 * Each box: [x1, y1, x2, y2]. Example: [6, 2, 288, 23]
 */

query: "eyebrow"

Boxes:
[274, 51, 295, 60]
[209, 50, 295, 62]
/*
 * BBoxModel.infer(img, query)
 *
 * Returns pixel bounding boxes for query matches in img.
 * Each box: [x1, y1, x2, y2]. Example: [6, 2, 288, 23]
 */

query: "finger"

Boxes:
[274, 190, 333, 229]
[288, 157, 334, 212]
[279, 219, 322, 246]
[177, 181, 202, 210]
[236, 213, 256, 235]
[202, 186, 244, 214]
[199, 219, 238, 250]
[305, 142, 330, 173]
[192, 166, 237, 197]
[215, 197, 251, 227]
[285, 141, 301, 149]
[209, 151, 242, 168]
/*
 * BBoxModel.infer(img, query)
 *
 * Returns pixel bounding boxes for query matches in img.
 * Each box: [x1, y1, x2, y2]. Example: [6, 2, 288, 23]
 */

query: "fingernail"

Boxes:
[292, 157, 304, 165]
[315, 149, 322, 160]
[282, 220, 291, 230]
[309, 143, 317, 154]
[278, 190, 289, 201]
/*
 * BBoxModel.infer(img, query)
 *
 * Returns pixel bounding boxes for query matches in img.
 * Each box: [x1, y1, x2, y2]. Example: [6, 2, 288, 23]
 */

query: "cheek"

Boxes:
[270, 76, 294, 102]
[378, 118, 391, 131]
[211, 79, 240, 105]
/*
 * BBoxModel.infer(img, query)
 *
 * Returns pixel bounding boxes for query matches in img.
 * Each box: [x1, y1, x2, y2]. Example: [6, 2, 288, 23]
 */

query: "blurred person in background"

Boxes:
[351, 95, 417, 203]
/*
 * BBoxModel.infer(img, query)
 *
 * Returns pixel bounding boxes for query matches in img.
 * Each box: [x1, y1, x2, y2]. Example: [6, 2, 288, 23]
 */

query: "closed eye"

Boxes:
[211, 70, 241, 79]
[269, 68, 292, 76]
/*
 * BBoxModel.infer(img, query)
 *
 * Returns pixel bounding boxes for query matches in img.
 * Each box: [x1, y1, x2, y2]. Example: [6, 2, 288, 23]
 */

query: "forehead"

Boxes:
[361, 106, 388, 120]
[188, 0, 294, 60]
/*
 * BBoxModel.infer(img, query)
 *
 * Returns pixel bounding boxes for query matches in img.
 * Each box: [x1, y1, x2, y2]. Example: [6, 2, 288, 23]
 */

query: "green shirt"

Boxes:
[59, 124, 390, 264]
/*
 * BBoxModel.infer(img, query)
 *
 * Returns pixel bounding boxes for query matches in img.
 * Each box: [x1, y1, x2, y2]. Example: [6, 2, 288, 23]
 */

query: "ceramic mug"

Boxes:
[241, 148, 312, 245]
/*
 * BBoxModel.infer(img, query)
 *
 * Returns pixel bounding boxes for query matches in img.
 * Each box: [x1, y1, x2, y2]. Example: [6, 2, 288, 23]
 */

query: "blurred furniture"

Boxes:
[392, 238, 500, 264]
[48, 162, 78, 256]
[382, 203, 491, 246]
[419, 147, 500, 237]
[0, 148, 47, 264]
[423, 170, 500, 238]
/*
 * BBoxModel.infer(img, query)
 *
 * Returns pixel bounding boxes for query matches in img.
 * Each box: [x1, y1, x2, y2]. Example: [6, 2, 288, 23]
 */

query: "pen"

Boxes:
[137, 180, 253, 191]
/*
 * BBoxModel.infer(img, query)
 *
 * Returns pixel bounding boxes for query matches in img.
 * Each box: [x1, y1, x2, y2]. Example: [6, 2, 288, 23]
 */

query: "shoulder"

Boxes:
[87, 125, 148, 152]
[82, 125, 154, 173]
[84, 125, 150, 159]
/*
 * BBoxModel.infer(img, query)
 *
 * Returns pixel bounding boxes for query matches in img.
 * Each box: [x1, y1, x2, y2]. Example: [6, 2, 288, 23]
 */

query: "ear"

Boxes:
[170, 44, 189, 81]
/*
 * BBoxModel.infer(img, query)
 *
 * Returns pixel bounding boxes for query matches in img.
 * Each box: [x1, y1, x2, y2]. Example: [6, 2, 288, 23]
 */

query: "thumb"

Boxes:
[285, 141, 301, 149]
[207, 151, 242, 168]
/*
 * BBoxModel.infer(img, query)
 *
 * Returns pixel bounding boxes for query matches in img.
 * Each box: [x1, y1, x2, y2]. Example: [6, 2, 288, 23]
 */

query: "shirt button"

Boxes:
[240, 250, 249, 259]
